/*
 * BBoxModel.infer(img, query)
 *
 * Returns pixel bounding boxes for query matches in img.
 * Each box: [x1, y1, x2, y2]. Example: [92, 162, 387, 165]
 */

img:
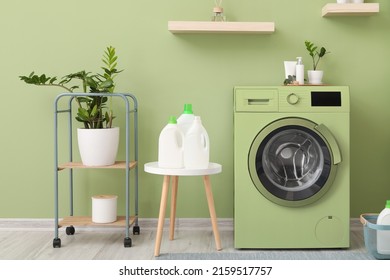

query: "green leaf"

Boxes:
[19, 75, 28, 82]
[75, 116, 86, 123]
[110, 56, 117, 64]
[78, 107, 90, 119]
[85, 77, 98, 88]
[102, 68, 111, 75]
[319, 47, 326, 57]
[32, 75, 40, 84]
[99, 79, 113, 89]
[90, 104, 98, 117]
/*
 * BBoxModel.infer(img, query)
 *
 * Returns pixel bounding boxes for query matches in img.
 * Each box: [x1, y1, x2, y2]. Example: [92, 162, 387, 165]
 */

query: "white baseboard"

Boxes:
[0, 217, 360, 232]
[0, 218, 234, 232]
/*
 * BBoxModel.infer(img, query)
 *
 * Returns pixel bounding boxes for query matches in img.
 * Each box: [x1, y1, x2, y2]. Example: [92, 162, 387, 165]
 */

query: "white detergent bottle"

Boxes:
[184, 116, 210, 169]
[296, 57, 304, 85]
[377, 200, 390, 254]
[177, 104, 195, 135]
[158, 116, 184, 169]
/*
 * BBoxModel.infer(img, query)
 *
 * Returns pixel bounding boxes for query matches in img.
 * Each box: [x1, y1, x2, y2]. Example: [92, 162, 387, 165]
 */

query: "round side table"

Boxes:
[144, 162, 222, 257]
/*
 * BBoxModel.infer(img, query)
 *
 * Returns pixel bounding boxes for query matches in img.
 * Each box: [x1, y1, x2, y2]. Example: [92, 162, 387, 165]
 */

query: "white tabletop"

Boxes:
[144, 162, 222, 176]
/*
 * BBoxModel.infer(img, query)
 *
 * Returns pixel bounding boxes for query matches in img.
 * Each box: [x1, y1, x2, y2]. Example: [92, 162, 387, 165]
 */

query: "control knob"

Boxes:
[287, 93, 299, 105]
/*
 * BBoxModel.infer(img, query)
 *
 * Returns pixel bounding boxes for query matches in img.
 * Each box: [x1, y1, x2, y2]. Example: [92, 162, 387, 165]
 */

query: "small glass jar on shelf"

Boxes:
[211, 0, 226, 22]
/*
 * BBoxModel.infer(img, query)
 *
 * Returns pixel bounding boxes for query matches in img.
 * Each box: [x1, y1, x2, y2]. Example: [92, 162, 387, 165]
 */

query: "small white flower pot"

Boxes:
[307, 70, 324, 85]
[77, 127, 119, 166]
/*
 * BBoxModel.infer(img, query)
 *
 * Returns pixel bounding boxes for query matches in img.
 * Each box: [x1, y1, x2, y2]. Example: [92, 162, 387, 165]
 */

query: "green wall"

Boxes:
[1, 0, 389, 219]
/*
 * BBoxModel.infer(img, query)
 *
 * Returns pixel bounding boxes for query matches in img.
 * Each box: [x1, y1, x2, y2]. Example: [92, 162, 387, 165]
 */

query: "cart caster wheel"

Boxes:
[133, 225, 140, 235]
[53, 238, 61, 248]
[66, 226, 75, 235]
[124, 237, 132, 248]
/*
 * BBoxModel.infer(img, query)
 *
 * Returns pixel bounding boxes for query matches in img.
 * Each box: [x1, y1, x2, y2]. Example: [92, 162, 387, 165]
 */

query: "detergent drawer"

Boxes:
[234, 87, 278, 112]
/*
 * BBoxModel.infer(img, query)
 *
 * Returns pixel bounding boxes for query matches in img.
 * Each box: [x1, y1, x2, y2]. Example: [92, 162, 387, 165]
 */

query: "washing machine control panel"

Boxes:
[278, 88, 346, 112]
[234, 86, 349, 113]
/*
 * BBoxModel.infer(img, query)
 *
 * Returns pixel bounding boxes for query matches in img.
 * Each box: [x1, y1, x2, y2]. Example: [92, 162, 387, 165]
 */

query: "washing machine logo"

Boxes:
[248, 120, 339, 207]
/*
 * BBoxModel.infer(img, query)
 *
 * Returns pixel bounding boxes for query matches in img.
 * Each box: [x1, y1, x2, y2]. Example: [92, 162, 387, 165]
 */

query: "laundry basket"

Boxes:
[360, 214, 390, 260]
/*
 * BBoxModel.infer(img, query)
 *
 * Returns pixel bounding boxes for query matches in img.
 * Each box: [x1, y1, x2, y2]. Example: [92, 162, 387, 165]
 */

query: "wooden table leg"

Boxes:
[169, 176, 179, 241]
[154, 175, 170, 257]
[203, 175, 222, 251]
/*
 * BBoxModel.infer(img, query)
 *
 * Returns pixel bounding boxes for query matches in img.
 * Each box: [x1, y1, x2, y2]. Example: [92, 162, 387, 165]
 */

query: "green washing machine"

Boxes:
[234, 86, 350, 248]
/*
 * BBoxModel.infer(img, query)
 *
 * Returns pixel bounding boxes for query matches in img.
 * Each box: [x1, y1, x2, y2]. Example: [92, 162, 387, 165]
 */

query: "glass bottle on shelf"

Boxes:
[211, 1, 226, 22]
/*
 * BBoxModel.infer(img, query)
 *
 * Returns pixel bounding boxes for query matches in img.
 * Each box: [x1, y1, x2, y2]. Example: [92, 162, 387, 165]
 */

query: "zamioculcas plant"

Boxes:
[19, 46, 123, 129]
[304, 40, 329, 71]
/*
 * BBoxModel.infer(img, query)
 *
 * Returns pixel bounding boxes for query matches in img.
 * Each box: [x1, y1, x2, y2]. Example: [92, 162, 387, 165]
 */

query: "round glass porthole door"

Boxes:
[248, 118, 340, 207]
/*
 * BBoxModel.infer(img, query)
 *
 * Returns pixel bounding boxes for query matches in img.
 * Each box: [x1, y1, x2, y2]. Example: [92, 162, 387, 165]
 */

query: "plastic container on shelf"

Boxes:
[296, 57, 304, 85]
[158, 116, 184, 169]
[360, 213, 390, 259]
[377, 200, 390, 254]
[177, 104, 195, 135]
[183, 116, 210, 169]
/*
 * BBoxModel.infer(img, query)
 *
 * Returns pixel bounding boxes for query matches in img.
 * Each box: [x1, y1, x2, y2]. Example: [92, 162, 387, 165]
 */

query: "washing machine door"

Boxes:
[248, 117, 341, 207]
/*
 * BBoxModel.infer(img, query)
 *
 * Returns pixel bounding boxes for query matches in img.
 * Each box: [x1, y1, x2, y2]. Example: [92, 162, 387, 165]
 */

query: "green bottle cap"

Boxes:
[183, 104, 193, 114]
[386, 200, 390, 208]
[168, 116, 177, 124]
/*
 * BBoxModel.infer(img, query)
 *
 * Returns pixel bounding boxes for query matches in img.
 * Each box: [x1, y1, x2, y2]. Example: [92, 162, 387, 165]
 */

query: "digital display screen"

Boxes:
[311, 91, 341, 106]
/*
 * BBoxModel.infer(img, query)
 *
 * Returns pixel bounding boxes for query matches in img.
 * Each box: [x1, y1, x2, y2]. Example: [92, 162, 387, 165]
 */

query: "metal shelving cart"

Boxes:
[52, 92, 139, 248]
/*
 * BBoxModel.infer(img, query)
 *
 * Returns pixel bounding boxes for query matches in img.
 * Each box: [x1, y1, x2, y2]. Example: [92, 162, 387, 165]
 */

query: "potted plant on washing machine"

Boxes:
[305, 40, 329, 85]
[19, 46, 123, 166]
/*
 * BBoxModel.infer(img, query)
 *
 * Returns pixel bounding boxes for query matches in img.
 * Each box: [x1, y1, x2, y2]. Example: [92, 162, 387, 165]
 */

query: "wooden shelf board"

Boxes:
[59, 215, 136, 227]
[58, 160, 137, 171]
[322, 3, 379, 17]
[168, 21, 275, 34]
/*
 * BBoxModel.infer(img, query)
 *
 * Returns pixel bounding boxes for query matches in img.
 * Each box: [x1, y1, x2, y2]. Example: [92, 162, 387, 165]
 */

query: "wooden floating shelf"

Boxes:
[59, 215, 136, 227]
[58, 161, 137, 171]
[168, 21, 275, 34]
[322, 3, 379, 17]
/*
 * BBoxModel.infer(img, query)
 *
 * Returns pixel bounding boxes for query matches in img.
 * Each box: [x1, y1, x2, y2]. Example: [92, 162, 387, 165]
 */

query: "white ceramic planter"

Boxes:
[77, 127, 119, 166]
[307, 70, 324, 85]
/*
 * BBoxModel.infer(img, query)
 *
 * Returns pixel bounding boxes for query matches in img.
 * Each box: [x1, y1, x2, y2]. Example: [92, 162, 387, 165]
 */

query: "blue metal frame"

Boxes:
[53, 92, 138, 245]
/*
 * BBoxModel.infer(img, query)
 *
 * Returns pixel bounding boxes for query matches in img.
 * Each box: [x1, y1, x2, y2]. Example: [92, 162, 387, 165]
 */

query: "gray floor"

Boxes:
[0, 218, 367, 260]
